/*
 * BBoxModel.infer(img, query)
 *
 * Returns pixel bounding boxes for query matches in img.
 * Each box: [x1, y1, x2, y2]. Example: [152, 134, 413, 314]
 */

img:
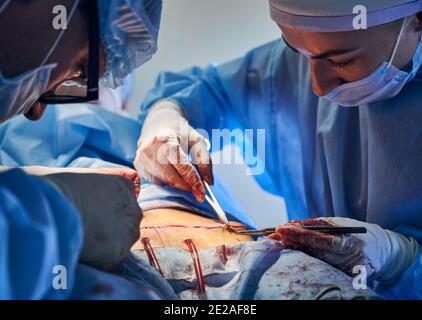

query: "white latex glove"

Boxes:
[271, 217, 419, 285]
[41, 172, 142, 271]
[135, 100, 213, 202]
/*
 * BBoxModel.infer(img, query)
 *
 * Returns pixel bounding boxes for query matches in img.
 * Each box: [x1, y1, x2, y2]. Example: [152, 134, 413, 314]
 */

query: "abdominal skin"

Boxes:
[132, 208, 252, 251]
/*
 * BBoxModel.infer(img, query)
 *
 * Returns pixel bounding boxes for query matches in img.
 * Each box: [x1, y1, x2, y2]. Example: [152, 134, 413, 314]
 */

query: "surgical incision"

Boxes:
[134, 209, 253, 299]
[133, 208, 253, 251]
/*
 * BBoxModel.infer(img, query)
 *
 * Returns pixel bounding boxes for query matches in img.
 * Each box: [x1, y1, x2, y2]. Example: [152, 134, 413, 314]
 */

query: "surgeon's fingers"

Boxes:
[162, 139, 206, 202]
[276, 224, 360, 256]
[144, 164, 192, 193]
[172, 160, 205, 202]
[267, 233, 282, 241]
[289, 218, 335, 227]
[138, 147, 192, 193]
[275, 224, 337, 252]
[189, 132, 214, 185]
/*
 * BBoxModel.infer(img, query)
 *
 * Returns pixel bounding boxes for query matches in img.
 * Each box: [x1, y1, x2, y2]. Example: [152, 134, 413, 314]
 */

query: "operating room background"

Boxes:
[127, 0, 287, 228]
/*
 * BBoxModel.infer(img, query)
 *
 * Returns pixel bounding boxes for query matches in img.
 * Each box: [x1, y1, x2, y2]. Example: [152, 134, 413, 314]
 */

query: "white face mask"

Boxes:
[0, 65, 57, 122]
[323, 17, 422, 107]
[0, 0, 80, 123]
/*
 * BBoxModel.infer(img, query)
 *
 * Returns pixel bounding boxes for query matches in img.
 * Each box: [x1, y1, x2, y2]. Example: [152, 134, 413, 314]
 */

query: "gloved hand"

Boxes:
[135, 100, 213, 202]
[41, 172, 142, 271]
[1, 166, 141, 197]
[270, 217, 419, 285]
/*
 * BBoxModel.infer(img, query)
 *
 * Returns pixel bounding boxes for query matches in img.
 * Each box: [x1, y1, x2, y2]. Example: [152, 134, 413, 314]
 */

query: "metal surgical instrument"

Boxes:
[203, 180, 229, 225]
[233, 226, 367, 236]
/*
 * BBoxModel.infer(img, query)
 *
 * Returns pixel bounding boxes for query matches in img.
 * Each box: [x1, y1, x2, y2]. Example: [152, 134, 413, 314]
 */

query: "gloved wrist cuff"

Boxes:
[150, 99, 184, 116]
[376, 230, 419, 285]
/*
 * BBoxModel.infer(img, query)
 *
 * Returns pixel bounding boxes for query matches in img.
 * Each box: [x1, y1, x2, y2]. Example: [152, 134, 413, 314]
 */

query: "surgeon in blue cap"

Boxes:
[0, 0, 162, 299]
[135, 0, 422, 299]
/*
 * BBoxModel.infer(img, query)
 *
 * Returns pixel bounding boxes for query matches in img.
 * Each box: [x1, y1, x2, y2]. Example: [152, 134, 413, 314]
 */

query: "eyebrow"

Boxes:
[311, 48, 360, 60]
[282, 35, 359, 59]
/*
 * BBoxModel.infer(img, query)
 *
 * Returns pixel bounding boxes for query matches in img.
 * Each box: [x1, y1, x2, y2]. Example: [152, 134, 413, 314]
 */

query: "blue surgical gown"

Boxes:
[0, 169, 82, 299]
[139, 40, 422, 299]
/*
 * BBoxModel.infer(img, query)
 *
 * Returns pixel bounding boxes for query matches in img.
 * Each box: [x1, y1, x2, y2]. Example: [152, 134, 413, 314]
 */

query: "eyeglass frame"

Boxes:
[38, 0, 99, 104]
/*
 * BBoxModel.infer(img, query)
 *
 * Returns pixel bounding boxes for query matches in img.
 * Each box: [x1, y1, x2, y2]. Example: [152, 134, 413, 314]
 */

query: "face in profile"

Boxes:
[280, 15, 422, 97]
[0, 0, 105, 120]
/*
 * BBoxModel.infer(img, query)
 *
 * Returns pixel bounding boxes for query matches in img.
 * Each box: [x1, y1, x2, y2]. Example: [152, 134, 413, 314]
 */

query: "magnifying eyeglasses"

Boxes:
[38, 0, 99, 104]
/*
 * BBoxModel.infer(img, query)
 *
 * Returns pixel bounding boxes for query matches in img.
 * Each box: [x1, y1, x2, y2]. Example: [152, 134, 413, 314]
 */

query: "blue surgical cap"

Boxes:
[97, 0, 162, 88]
[269, 0, 422, 32]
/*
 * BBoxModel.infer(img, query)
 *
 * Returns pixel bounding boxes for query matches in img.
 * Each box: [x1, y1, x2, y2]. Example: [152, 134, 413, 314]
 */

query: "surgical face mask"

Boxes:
[323, 18, 422, 107]
[0, 65, 57, 123]
[0, 0, 79, 123]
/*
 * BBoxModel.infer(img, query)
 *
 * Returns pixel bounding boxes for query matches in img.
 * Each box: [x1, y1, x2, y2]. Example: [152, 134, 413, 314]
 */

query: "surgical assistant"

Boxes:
[135, 0, 422, 298]
[0, 0, 162, 299]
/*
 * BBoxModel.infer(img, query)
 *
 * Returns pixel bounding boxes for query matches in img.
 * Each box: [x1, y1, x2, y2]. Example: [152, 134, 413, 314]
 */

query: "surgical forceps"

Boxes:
[203, 180, 229, 225]
[233, 226, 367, 236]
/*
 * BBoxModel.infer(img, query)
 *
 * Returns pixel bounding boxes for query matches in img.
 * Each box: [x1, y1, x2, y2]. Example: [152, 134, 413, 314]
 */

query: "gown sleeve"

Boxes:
[0, 169, 83, 299]
[378, 226, 422, 299]
[139, 40, 283, 136]
[387, 252, 422, 299]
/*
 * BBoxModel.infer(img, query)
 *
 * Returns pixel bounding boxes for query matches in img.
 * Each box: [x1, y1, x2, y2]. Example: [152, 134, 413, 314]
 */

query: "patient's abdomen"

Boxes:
[132, 239, 377, 300]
